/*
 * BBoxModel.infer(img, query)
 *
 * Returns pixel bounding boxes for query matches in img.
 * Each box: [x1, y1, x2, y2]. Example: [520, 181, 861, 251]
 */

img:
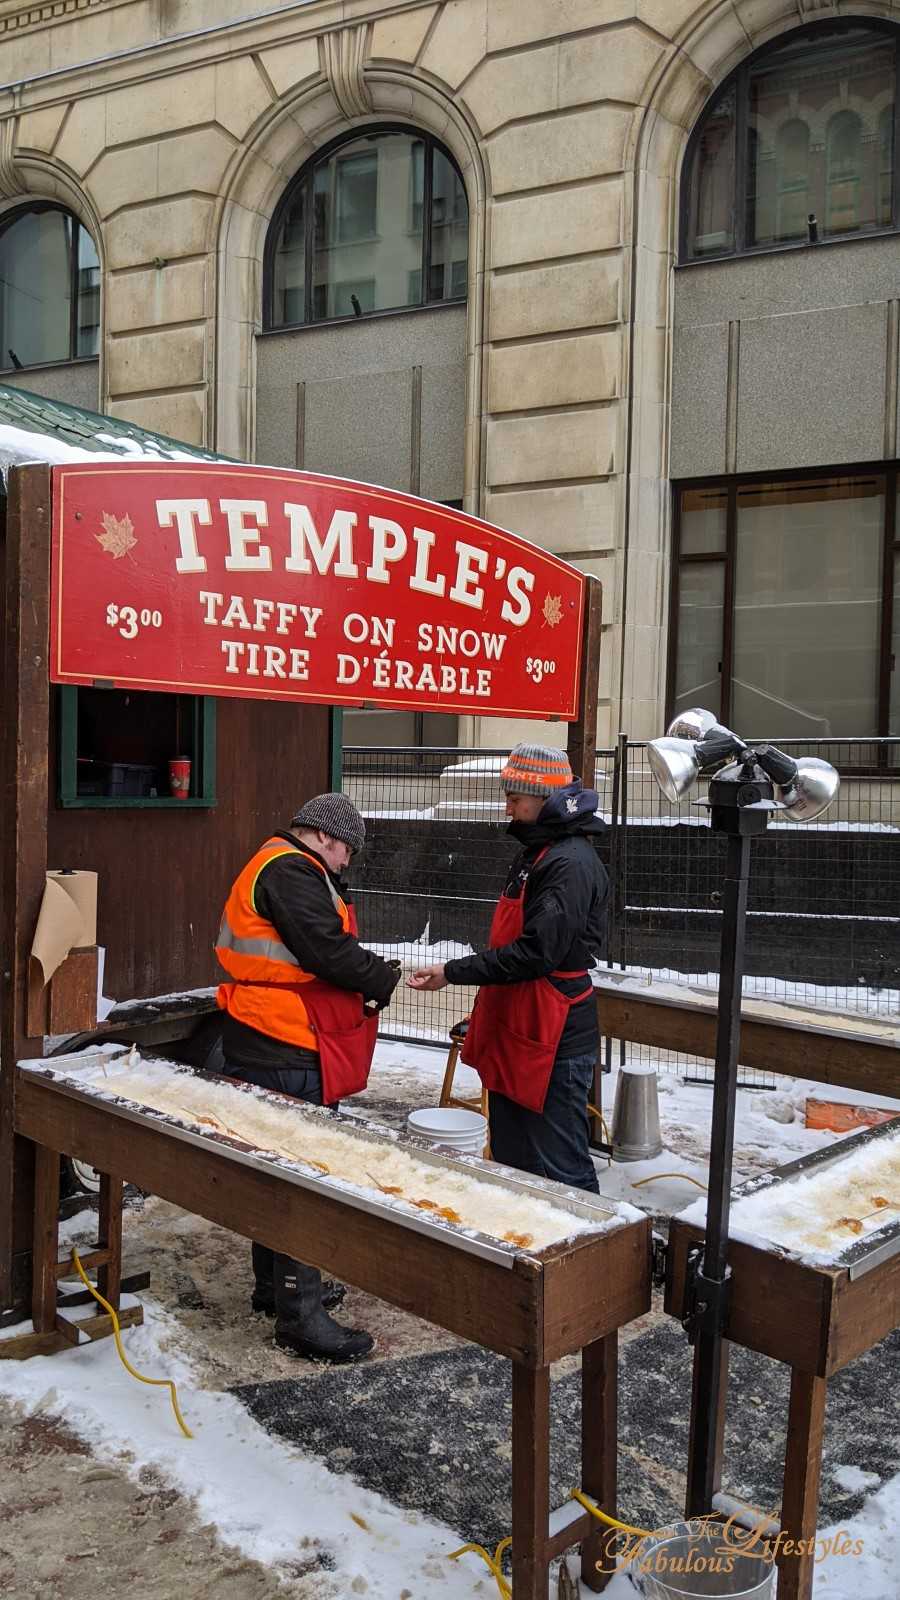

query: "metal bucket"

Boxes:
[610, 1064, 663, 1162]
[635, 1520, 775, 1599]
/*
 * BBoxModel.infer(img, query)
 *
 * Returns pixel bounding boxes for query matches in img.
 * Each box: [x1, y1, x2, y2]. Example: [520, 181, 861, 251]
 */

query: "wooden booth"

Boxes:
[1, 414, 631, 1598]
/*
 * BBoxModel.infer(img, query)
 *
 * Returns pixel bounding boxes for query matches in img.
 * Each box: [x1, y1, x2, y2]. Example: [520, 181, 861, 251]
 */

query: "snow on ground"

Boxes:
[0, 1301, 491, 1599]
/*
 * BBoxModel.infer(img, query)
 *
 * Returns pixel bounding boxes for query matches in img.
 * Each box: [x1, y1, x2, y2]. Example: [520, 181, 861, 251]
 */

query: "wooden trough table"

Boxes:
[666, 1121, 900, 1600]
[595, 972, 900, 1099]
[12, 1057, 651, 1598]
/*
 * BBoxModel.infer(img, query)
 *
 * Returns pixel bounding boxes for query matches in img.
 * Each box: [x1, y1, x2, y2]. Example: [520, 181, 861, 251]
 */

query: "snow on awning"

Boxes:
[0, 382, 227, 483]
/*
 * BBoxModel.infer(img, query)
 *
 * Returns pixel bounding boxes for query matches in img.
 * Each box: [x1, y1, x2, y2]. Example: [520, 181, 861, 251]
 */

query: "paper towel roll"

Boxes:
[31, 869, 98, 986]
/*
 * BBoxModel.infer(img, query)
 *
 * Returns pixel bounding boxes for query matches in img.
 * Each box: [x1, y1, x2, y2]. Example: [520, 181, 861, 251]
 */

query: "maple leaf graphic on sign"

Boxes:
[542, 592, 563, 628]
[95, 511, 137, 559]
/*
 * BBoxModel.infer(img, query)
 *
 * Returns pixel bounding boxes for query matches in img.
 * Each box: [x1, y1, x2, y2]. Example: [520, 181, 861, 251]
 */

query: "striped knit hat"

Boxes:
[499, 743, 573, 796]
[290, 792, 366, 853]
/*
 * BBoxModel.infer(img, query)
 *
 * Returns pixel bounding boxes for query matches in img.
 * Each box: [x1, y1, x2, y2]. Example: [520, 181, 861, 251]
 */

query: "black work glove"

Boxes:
[365, 960, 403, 1013]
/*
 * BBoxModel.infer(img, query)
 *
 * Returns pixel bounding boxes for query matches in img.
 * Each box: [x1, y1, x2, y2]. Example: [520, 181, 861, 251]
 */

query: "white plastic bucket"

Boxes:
[406, 1107, 487, 1156]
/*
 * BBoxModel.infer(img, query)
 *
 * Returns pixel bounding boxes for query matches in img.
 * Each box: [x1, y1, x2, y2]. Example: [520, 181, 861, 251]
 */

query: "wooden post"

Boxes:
[777, 1369, 828, 1600]
[1, 464, 52, 1313]
[580, 1332, 619, 1591]
[32, 1142, 60, 1333]
[566, 576, 603, 786]
[97, 1173, 124, 1309]
[511, 1362, 551, 1600]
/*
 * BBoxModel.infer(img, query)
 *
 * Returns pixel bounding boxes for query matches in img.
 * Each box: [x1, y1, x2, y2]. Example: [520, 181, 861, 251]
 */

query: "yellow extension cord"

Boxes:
[70, 1247, 193, 1440]
[631, 1172, 708, 1191]
[450, 1493, 653, 1597]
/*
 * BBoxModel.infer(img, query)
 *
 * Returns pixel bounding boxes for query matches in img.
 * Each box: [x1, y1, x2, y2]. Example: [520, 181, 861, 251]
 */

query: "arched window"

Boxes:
[681, 21, 899, 261]
[0, 203, 100, 370]
[265, 128, 469, 329]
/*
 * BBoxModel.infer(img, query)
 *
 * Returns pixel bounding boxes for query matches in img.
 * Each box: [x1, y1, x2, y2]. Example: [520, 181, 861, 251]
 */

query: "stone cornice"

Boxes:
[0, 0, 427, 111]
[0, 0, 115, 39]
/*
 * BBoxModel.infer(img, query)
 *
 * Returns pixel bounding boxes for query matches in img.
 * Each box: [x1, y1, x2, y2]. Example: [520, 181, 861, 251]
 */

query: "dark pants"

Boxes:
[489, 1050, 600, 1193]
[225, 1054, 327, 1326]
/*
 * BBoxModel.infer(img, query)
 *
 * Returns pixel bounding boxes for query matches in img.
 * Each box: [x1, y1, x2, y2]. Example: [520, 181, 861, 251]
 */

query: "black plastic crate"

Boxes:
[104, 762, 160, 798]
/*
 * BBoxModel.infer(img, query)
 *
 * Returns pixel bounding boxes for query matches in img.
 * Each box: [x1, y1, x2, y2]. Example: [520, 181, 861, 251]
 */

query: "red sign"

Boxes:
[50, 464, 587, 719]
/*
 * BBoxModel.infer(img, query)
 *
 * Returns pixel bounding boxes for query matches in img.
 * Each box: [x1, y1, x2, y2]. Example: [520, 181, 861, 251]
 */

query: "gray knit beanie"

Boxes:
[290, 792, 366, 853]
[499, 743, 573, 797]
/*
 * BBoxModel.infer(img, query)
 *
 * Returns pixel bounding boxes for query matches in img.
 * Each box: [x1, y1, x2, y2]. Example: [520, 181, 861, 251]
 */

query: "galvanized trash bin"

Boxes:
[634, 1520, 775, 1599]
[610, 1063, 663, 1162]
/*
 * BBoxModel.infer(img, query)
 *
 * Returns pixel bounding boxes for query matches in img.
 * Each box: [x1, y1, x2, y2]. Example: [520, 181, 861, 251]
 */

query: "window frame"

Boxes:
[0, 201, 101, 374]
[667, 463, 900, 771]
[262, 125, 468, 332]
[679, 18, 900, 265]
[58, 687, 218, 808]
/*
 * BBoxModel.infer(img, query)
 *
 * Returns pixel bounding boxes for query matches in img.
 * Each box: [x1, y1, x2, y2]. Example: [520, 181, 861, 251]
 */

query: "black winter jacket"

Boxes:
[444, 784, 608, 1058]
[221, 831, 399, 1076]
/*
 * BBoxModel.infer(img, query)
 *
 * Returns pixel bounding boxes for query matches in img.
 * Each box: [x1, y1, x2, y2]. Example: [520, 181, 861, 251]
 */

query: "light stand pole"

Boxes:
[647, 715, 839, 1520]
[682, 763, 772, 1516]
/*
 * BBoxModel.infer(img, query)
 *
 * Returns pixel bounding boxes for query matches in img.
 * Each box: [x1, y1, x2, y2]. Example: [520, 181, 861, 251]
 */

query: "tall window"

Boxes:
[669, 473, 898, 743]
[0, 204, 100, 370]
[265, 129, 468, 328]
[682, 22, 899, 260]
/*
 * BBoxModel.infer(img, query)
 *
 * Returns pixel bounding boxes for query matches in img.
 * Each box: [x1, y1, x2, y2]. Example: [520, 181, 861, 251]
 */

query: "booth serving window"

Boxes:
[669, 472, 900, 747]
[265, 128, 469, 328]
[58, 688, 216, 807]
[0, 204, 100, 371]
[682, 21, 900, 261]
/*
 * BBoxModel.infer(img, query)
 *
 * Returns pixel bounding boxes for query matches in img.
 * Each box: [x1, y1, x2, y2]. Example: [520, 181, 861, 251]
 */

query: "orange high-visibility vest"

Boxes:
[215, 837, 351, 1052]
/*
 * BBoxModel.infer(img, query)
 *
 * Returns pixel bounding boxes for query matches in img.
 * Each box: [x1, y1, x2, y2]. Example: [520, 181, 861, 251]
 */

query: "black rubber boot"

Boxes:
[273, 1257, 373, 1364]
[252, 1279, 346, 1315]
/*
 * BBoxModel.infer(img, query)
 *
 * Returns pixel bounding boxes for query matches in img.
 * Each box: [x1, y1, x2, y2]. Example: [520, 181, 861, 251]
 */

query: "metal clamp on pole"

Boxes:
[681, 1242, 732, 1346]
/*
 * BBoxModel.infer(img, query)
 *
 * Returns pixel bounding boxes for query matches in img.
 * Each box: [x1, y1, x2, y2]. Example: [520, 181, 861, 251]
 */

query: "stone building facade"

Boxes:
[1, 0, 899, 752]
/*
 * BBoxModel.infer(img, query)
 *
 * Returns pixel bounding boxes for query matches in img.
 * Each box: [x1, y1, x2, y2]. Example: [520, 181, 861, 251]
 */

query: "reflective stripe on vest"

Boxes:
[215, 838, 350, 1050]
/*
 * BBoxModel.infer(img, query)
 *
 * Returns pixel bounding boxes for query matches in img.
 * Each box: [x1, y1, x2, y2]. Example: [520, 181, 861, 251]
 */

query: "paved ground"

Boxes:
[1, 1053, 897, 1596]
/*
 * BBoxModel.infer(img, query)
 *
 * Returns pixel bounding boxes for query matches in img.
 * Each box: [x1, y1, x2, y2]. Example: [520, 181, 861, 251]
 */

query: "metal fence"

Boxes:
[343, 740, 900, 1084]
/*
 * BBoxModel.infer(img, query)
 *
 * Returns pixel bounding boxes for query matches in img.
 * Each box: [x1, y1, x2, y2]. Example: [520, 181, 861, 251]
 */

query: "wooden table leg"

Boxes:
[97, 1173, 123, 1309]
[32, 1145, 60, 1334]
[439, 1044, 459, 1107]
[512, 1362, 550, 1600]
[580, 1332, 618, 1591]
[776, 1369, 827, 1600]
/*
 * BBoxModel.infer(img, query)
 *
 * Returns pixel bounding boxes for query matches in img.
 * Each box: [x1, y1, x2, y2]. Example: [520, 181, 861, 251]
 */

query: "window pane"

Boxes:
[733, 476, 884, 737]
[312, 133, 424, 320]
[685, 85, 736, 258]
[0, 208, 72, 367]
[674, 560, 725, 719]
[879, 104, 894, 225]
[272, 189, 306, 326]
[680, 487, 727, 553]
[428, 147, 469, 301]
[76, 225, 100, 358]
[747, 28, 896, 247]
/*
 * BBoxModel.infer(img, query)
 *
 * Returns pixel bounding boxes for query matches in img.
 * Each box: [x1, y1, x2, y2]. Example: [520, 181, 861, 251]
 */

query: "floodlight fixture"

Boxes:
[647, 713, 839, 826]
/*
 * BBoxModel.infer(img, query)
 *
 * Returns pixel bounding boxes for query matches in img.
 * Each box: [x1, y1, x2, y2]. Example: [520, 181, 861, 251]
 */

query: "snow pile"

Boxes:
[594, 963, 900, 1022]
[34, 1052, 626, 1252]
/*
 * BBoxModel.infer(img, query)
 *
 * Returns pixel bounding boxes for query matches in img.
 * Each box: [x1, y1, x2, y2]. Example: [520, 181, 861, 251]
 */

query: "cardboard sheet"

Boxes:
[30, 869, 97, 985]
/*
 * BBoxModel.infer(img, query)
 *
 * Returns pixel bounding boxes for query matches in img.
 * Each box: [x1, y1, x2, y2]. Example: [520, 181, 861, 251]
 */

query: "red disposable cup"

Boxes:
[169, 757, 191, 799]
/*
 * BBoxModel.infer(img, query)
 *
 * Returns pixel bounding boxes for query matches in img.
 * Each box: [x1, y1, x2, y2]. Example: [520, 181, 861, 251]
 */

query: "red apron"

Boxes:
[292, 905, 378, 1107]
[460, 850, 593, 1113]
